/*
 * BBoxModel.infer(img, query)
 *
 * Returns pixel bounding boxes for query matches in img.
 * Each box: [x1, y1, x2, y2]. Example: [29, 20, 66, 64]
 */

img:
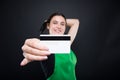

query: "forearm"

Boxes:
[66, 19, 80, 44]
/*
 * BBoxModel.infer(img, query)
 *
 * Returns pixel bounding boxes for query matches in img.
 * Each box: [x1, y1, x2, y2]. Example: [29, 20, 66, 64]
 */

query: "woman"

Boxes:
[21, 12, 80, 80]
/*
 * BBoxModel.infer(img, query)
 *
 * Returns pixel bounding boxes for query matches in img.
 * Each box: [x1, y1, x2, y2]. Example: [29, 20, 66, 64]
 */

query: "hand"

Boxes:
[20, 38, 51, 66]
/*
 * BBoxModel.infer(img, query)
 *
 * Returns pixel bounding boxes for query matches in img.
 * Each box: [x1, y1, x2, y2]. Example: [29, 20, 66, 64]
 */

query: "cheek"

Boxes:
[47, 24, 53, 30]
[49, 26, 55, 31]
[49, 24, 55, 28]
[62, 26, 66, 31]
[49, 26, 55, 33]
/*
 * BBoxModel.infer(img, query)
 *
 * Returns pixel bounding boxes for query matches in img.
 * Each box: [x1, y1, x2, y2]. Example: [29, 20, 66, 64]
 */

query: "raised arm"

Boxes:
[66, 19, 80, 44]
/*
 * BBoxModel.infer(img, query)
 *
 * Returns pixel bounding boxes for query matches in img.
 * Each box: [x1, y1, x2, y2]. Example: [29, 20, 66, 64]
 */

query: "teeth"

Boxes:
[54, 29, 61, 33]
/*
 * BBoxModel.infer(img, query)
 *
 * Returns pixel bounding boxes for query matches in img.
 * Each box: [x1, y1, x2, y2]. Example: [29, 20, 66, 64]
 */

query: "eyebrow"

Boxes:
[52, 20, 65, 23]
[61, 22, 65, 24]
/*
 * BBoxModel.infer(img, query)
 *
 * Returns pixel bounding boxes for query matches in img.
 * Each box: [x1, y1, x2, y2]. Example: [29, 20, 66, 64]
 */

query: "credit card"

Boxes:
[40, 35, 70, 54]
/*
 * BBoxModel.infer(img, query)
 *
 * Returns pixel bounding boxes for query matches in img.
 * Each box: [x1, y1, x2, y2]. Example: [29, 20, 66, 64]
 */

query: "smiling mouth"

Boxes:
[54, 29, 62, 33]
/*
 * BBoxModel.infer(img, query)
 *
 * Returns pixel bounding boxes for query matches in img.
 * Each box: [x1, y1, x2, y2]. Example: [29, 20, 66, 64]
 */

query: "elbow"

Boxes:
[75, 19, 80, 26]
[76, 19, 80, 24]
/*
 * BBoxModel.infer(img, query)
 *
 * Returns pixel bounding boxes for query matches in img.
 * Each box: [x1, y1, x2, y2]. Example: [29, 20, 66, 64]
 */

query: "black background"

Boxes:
[1, 0, 120, 80]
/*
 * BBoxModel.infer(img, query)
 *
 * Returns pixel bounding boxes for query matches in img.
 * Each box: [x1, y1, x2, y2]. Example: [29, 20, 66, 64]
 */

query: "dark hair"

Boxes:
[39, 12, 66, 34]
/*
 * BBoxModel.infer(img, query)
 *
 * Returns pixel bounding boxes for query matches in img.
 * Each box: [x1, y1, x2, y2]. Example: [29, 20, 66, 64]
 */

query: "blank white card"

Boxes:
[40, 35, 70, 54]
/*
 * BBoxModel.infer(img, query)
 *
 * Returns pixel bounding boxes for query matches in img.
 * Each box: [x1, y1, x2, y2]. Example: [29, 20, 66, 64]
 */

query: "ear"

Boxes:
[47, 23, 50, 29]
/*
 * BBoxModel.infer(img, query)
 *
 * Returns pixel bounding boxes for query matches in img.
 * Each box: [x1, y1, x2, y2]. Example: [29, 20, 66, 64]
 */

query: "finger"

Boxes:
[22, 45, 50, 56]
[20, 58, 31, 66]
[23, 53, 48, 61]
[24, 38, 49, 50]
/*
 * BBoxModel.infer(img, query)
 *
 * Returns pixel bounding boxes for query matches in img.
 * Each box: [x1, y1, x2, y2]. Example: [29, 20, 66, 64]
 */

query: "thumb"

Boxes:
[20, 58, 31, 66]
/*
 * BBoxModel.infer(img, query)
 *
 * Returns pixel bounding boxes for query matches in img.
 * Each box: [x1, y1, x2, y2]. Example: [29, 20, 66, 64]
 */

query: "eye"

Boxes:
[53, 21, 57, 24]
[61, 22, 65, 26]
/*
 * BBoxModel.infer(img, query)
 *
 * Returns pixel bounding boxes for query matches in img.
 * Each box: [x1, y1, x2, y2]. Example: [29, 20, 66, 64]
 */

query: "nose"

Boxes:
[57, 24, 61, 29]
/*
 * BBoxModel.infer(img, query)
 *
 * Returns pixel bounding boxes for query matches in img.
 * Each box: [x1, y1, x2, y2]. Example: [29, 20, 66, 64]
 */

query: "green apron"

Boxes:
[47, 50, 77, 80]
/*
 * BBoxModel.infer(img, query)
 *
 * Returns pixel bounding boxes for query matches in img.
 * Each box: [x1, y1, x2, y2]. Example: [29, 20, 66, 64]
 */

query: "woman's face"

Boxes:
[47, 16, 66, 35]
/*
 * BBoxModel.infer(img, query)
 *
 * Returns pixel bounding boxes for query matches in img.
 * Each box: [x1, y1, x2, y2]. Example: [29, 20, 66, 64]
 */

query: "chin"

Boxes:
[51, 32, 64, 35]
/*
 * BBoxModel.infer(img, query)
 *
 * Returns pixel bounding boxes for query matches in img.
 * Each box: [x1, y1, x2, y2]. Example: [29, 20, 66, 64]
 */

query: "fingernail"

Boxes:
[44, 56, 48, 59]
[20, 61, 25, 66]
